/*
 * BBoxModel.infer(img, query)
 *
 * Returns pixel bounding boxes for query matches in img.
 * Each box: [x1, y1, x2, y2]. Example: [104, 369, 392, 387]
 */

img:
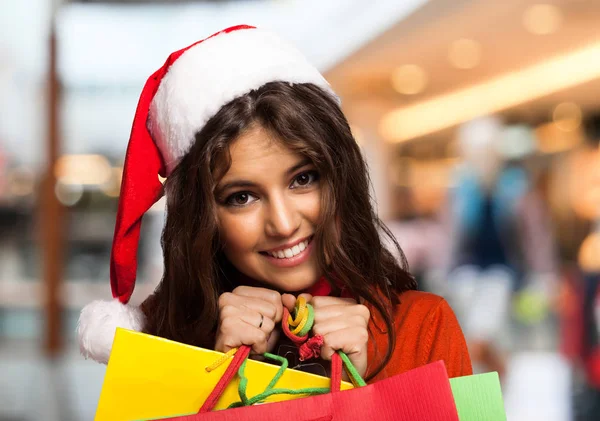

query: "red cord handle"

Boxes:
[198, 346, 345, 413]
[198, 345, 251, 413]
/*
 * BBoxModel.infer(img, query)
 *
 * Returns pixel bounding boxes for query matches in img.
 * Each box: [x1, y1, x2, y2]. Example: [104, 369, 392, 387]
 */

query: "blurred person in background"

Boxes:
[559, 113, 600, 421]
[443, 116, 558, 379]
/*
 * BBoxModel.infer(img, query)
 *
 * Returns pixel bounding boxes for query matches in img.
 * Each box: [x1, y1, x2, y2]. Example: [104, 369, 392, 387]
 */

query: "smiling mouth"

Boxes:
[259, 236, 313, 259]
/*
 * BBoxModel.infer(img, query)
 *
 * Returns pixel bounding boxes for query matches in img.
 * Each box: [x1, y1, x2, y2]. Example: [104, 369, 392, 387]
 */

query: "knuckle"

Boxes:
[320, 332, 334, 347]
[311, 296, 323, 307]
[263, 317, 275, 332]
[320, 345, 335, 360]
[356, 304, 370, 320]
[219, 316, 235, 331]
[218, 292, 233, 307]
[265, 303, 277, 320]
[357, 328, 369, 344]
[256, 330, 268, 344]
[232, 286, 248, 295]
[352, 314, 367, 327]
[266, 290, 281, 304]
[220, 305, 237, 320]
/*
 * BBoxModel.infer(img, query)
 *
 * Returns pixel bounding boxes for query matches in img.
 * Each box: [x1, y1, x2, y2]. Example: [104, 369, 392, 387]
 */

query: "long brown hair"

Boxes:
[141, 82, 416, 380]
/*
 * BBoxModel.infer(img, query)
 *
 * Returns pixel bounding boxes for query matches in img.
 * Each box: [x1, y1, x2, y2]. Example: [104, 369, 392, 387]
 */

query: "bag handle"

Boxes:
[198, 345, 251, 413]
[198, 345, 365, 413]
[199, 295, 366, 412]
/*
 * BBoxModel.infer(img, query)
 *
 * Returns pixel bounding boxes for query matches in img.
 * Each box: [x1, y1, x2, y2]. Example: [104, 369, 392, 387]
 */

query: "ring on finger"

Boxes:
[258, 313, 264, 329]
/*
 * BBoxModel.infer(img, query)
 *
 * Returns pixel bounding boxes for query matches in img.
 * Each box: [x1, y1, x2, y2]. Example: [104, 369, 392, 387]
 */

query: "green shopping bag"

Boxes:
[450, 372, 506, 421]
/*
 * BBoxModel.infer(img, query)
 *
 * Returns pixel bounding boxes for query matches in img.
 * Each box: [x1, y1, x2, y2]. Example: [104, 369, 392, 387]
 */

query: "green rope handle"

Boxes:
[227, 296, 366, 408]
[296, 304, 314, 337]
[229, 351, 331, 409]
[229, 350, 366, 408]
[236, 353, 289, 406]
[338, 351, 367, 387]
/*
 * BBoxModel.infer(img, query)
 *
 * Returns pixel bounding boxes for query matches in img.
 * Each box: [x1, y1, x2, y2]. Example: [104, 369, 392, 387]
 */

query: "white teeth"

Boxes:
[267, 239, 310, 259]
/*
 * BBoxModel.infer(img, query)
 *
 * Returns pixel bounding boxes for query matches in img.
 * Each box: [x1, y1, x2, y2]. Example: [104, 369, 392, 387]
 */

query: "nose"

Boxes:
[264, 193, 300, 238]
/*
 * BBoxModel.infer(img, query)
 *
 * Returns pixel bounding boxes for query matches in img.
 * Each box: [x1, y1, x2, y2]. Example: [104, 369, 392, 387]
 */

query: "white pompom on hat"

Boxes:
[77, 24, 338, 364]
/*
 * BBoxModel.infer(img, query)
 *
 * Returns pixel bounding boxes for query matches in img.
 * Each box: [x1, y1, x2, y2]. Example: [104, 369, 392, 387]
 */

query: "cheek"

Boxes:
[301, 190, 322, 224]
[218, 211, 261, 253]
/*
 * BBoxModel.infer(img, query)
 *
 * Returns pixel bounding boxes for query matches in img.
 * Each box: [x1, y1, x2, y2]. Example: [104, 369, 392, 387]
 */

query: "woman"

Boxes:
[78, 25, 471, 383]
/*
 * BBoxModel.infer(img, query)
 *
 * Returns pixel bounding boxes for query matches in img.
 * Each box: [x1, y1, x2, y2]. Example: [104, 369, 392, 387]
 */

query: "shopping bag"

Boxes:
[94, 328, 354, 421]
[151, 345, 460, 421]
[450, 372, 506, 421]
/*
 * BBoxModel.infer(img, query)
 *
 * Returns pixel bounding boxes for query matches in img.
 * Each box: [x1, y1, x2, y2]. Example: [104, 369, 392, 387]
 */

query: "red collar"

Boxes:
[306, 275, 353, 298]
[234, 273, 351, 298]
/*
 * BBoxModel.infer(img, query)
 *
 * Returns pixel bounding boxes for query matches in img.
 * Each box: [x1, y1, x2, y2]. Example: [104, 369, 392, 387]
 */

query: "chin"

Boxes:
[272, 274, 321, 293]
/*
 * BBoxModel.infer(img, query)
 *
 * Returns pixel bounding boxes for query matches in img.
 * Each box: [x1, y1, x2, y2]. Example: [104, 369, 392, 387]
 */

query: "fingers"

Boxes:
[281, 293, 297, 313]
[310, 296, 356, 308]
[312, 314, 368, 337]
[312, 303, 370, 325]
[228, 309, 274, 334]
[298, 293, 314, 303]
[216, 315, 269, 354]
[216, 286, 283, 355]
[231, 286, 284, 322]
[319, 327, 369, 360]
[306, 296, 370, 379]
[222, 294, 279, 323]
[282, 293, 314, 313]
[318, 327, 369, 378]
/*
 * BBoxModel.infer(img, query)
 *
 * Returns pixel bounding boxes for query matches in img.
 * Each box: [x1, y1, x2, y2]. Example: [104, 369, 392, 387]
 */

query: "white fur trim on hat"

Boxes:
[149, 27, 338, 174]
[77, 299, 145, 364]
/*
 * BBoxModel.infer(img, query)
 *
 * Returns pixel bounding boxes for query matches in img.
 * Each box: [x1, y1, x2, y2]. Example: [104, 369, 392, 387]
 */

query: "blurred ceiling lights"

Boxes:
[100, 167, 123, 197]
[535, 121, 583, 154]
[448, 38, 482, 70]
[380, 41, 600, 143]
[552, 101, 582, 132]
[55, 182, 84, 207]
[54, 154, 112, 186]
[498, 124, 536, 160]
[522, 4, 563, 35]
[391, 64, 428, 95]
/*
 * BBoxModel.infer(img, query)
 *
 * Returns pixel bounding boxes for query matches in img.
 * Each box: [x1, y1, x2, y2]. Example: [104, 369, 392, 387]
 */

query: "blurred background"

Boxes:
[1, 0, 599, 419]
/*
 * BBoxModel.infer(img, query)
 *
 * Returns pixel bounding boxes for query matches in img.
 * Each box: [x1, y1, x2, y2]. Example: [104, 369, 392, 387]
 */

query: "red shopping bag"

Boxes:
[151, 345, 460, 421]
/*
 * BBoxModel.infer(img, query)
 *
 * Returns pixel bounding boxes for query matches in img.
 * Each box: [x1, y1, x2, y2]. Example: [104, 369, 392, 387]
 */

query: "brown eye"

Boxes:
[291, 171, 319, 189]
[225, 192, 257, 207]
[296, 174, 310, 185]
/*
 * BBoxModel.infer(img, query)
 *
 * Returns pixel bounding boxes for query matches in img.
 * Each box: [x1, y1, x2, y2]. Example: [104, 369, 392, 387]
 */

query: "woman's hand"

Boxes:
[215, 286, 283, 355]
[282, 294, 371, 378]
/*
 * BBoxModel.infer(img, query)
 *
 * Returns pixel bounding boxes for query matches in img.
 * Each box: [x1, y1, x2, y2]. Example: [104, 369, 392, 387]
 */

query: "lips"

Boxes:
[260, 236, 313, 259]
[259, 235, 315, 268]
[258, 236, 316, 269]
[265, 238, 310, 259]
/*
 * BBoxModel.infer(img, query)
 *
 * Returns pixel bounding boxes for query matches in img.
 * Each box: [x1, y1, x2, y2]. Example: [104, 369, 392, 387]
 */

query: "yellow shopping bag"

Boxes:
[94, 328, 353, 421]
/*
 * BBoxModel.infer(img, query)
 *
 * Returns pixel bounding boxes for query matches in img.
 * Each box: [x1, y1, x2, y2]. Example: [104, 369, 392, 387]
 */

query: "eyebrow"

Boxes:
[215, 158, 313, 195]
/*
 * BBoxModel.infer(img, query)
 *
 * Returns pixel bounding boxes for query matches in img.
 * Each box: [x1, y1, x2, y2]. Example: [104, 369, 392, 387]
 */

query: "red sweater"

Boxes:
[365, 290, 472, 382]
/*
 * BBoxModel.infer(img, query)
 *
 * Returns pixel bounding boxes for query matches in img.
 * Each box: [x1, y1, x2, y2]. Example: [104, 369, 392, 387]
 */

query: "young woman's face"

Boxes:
[215, 125, 322, 292]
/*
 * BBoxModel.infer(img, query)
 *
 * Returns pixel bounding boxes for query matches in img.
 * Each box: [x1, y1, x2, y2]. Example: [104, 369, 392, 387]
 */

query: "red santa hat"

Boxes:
[77, 25, 337, 364]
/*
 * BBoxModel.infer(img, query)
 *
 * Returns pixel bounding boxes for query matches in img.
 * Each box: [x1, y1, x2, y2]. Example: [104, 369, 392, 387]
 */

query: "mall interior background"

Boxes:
[1, 0, 599, 420]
